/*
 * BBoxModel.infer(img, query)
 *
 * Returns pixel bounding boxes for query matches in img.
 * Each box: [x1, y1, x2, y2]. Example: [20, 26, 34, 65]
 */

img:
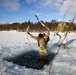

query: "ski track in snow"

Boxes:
[0, 31, 76, 75]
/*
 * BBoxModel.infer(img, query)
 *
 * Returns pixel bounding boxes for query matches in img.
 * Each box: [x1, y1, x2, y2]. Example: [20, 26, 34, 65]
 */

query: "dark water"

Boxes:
[4, 50, 56, 70]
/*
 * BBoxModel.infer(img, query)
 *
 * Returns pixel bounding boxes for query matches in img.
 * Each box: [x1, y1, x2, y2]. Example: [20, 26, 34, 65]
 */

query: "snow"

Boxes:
[0, 31, 76, 75]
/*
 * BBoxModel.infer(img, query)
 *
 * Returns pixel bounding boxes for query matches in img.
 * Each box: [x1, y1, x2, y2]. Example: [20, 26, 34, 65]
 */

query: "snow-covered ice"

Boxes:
[0, 31, 76, 75]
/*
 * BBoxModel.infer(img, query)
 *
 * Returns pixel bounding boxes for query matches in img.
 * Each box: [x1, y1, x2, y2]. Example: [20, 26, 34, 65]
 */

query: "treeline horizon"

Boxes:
[0, 20, 76, 32]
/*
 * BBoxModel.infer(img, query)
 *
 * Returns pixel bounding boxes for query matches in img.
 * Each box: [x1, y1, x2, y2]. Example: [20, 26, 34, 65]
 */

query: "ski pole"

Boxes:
[69, 12, 76, 23]
[35, 15, 45, 27]
[48, 32, 67, 75]
[35, 15, 50, 30]
[63, 5, 72, 21]
[47, 35, 56, 48]
[26, 25, 33, 49]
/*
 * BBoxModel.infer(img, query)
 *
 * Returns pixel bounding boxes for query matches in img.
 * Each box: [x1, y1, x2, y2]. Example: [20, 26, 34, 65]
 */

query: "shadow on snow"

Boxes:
[48, 39, 76, 51]
[4, 50, 56, 70]
[66, 39, 76, 45]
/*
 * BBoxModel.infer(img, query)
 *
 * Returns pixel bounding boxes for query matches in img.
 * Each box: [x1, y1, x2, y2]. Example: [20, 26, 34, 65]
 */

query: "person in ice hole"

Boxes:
[27, 26, 50, 62]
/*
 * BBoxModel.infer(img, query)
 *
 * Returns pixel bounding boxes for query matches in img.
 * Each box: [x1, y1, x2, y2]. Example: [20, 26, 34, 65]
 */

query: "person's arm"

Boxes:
[44, 27, 50, 40]
[26, 24, 38, 40]
[27, 32, 38, 40]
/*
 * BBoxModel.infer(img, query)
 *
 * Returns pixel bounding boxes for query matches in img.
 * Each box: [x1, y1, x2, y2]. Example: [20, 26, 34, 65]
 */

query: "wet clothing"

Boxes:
[56, 22, 68, 45]
[27, 30, 50, 56]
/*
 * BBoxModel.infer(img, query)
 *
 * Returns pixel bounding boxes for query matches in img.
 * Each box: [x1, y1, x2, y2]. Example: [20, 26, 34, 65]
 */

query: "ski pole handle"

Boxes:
[35, 15, 45, 27]
[35, 15, 39, 21]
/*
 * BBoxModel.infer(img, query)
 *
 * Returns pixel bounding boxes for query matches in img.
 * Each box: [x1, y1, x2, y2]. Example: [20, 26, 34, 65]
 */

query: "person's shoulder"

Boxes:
[63, 22, 67, 25]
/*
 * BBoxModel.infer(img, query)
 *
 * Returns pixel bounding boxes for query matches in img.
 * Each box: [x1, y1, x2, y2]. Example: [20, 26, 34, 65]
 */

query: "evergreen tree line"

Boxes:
[0, 20, 76, 32]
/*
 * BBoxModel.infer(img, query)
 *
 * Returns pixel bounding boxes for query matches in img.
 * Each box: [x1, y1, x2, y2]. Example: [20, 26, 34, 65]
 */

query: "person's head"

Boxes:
[59, 19, 63, 24]
[38, 33, 43, 38]
[58, 19, 62, 23]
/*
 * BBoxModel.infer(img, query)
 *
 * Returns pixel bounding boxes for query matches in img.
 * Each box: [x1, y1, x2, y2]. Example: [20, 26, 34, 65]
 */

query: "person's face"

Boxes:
[59, 21, 63, 24]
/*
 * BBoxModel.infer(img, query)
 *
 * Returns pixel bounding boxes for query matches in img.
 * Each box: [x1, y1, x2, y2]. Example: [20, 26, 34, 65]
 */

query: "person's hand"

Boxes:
[54, 33, 57, 36]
